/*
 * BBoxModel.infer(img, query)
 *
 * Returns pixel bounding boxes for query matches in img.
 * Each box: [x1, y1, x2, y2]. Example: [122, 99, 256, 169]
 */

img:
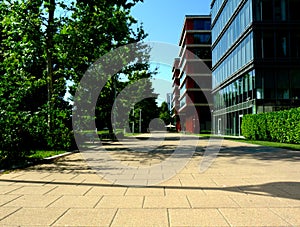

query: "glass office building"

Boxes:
[211, 0, 300, 136]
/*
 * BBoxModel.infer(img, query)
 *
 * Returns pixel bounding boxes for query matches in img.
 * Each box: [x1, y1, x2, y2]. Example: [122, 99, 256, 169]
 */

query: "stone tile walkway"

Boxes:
[0, 133, 299, 226]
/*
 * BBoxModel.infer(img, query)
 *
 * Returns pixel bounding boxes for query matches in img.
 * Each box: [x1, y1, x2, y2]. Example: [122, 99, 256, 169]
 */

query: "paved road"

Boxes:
[0, 133, 299, 226]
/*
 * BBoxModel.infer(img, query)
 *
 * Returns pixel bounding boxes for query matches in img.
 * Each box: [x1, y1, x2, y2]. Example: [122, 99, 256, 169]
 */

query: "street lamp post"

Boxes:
[132, 106, 134, 134]
[139, 109, 142, 133]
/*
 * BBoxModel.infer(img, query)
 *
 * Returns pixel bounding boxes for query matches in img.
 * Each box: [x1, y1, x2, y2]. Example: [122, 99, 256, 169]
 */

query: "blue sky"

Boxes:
[131, 0, 212, 104]
[131, 0, 211, 45]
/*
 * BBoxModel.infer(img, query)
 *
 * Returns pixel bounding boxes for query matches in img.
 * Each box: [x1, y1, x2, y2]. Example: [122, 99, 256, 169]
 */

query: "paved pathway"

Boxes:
[0, 133, 300, 226]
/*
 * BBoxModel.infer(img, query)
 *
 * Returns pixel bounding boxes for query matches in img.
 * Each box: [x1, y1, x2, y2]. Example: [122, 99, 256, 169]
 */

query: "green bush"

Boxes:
[0, 107, 73, 167]
[242, 107, 300, 144]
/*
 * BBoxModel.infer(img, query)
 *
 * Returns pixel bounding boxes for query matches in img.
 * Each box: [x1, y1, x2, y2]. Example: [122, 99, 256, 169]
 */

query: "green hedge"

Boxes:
[241, 107, 300, 144]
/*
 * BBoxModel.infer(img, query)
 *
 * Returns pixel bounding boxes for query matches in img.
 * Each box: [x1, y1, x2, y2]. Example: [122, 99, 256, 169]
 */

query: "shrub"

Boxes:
[242, 107, 300, 144]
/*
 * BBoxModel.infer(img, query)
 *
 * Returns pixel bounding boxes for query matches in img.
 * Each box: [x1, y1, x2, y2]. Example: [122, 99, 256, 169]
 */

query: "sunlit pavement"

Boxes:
[0, 133, 299, 226]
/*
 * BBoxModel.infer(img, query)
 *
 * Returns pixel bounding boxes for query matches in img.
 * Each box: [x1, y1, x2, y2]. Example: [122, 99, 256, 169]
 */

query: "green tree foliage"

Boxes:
[159, 101, 172, 125]
[241, 108, 300, 144]
[0, 0, 148, 164]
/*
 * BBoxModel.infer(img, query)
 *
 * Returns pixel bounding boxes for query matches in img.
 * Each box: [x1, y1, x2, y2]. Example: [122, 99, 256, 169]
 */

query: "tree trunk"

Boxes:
[46, 0, 55, 132]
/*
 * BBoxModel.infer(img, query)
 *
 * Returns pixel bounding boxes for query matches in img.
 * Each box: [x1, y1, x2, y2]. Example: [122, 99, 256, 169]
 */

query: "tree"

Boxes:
[159, 102, 172, 125]
[0, 0, 150, 163]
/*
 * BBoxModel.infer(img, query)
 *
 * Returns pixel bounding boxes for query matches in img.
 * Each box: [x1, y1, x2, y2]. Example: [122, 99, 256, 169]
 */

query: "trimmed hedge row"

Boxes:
[241, 107, 300, 144]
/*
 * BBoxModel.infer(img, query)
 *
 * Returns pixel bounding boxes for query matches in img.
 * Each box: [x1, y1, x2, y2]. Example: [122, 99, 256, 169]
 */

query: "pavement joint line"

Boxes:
[49, 207, 70, 226]
[268, 207, 294, 226]
[141, 196, 146, 208]
[217, 208, 232, 226]
[92, 196, 104, 209]
[185, 195, 193, 208]
[1, 195, 23, 207]
[0, 207, 22, 222]
[108, 208, 119, 227]
[167, 208, 171, 227]
[4, 185, 23, 195]
[70, 173, 79, 180]
[46, 195, 64, 208]
[41, 173, 52, 179]
[123, 187, 129, 196]
[43, 185, 59, 195]
[228, 195, 242, 208]
[82, 185, 93, 196]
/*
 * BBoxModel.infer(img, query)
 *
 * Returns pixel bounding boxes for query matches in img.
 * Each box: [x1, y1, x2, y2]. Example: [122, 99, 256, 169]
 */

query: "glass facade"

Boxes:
[256, 30, 300, 59]
[254, 0, 300, 22]
[212, 0, 246, 44]
[213, 32, 254, 89]
[214, 70, 255, 110]
[212, 0, 253, 65]
[211, 0, 300, 136]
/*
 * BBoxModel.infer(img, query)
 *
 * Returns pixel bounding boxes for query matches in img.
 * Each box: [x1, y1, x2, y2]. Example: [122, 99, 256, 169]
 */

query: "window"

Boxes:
[194, 34, 211, 44]
[289, 0, 300, 21]
[256, 73, 264, 99]
[291, 70, 300, 100]
[291, 31, 300, 58]
[194, 19, 211, 30]
[274, 0, 286, 21]
[276, 32, 288, 58]
[262, 0, 273, 21]
[264, 72, 275, 99]
[277, 71, 289, 99]
[263, 32, 274, 58]
[193, 47, 211, 59]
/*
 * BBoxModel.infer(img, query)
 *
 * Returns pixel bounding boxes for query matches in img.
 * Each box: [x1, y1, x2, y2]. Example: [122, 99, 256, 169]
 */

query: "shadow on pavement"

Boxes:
[0, 178, 299, 200]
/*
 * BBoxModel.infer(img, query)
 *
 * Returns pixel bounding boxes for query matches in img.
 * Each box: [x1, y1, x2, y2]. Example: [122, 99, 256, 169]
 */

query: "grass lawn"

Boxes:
[228, 139, 300, 151]
[197, 133, 300, 151]
[28, 150, 66, 159]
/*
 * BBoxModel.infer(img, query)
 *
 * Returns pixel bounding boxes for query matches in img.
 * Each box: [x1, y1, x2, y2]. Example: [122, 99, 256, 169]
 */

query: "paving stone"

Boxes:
[111, 209, 168, 226]
[187, 195, 239, 208]
[0, 180, 16, 186]
[169, 208, 230, 226]
[0, 172, 25, 180]
[95, 196, 143, 208]
[42, 173, 79, 181]
[143, 196, 190, 208]
[277, 197, 300, 207]
[85, 186, 127, 196]
[270, 208, 300, 226]
[7, 185, 56, 195]
[0, 194, 21, 206]
[229, 194, 288, 208]
[0, 207, 20, 220]
[11, 172, 51, 180]
[0, 185, 23, 195]
[4, 195, 61, 208]
[45, 185, 92, 195]
[158, 179, 182, 187]
[0, 207, 67, 226]
[52, 208, 116, 226]
[202, 187, 246, 196]
[219, 208, 291, 226]
[125, 187, 164, 196]
[211, 177, 250, 187]
[49, 195, 101, 208]
[165, 188, 205, 196]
